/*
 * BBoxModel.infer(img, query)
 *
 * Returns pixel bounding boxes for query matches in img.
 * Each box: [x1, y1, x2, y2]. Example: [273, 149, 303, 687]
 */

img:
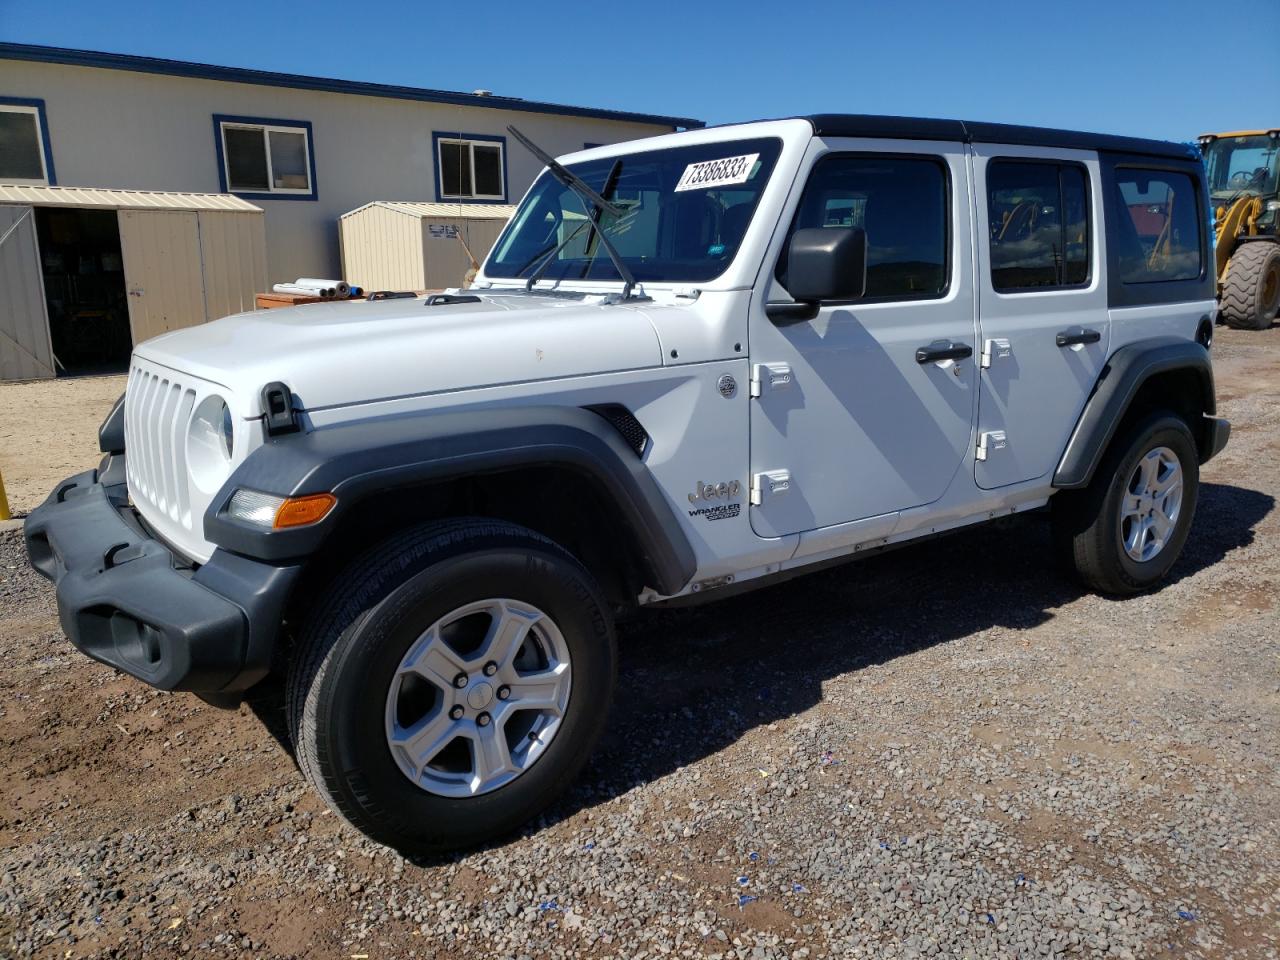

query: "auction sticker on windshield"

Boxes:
[674, 153, 761, 192]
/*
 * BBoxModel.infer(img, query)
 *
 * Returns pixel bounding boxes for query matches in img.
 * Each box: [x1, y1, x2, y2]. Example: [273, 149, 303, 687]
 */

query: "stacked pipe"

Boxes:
[272, 278, 352, 299]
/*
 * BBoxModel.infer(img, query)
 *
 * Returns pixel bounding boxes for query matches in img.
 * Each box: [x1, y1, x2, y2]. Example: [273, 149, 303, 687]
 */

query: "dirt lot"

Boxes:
[1, 328, 1278, 960]
[0, 375, 125, 518]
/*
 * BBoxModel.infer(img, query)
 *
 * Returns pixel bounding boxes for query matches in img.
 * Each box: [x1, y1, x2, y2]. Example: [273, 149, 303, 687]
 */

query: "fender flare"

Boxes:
[203, 405, 697, 596]
[98, 392, 126, 454]
[1052, 337, 1219, 489]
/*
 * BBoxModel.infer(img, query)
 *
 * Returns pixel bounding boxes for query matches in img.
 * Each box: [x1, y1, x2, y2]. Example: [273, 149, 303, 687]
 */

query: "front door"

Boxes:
[748, 141, 979, 539]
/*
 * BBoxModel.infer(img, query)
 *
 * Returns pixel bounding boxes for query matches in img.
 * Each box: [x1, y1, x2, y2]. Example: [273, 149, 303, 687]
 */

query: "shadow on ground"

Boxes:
[544, 481, 1273, 832]
[245, 482, 1272, 862]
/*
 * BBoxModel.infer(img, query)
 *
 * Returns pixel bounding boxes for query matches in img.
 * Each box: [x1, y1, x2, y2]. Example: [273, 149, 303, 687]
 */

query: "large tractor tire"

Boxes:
[1220, 241, 1280, 330]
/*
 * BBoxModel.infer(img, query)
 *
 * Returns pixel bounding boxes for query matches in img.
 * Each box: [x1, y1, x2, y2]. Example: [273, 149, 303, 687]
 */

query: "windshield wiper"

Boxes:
[522, 219, 592, 291]
[518, 161, 626, 291]
[507, 125, 639, 298]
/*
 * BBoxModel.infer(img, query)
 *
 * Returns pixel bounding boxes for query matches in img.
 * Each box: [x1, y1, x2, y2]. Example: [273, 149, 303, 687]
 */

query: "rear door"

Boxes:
[971, 146, 1109, 489]
[748, 139, 979, 538]
[118, 210, 206, 345]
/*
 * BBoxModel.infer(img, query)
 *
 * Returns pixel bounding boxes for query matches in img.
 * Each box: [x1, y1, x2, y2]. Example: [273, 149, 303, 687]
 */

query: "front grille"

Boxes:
[125, 363, 196, 527]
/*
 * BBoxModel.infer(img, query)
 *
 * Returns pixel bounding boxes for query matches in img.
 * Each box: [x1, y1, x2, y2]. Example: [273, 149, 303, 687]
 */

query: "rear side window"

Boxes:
[987, 160, 1090, 291]
[777, 154, 949, 301]
[1112, 169, 1202, 283]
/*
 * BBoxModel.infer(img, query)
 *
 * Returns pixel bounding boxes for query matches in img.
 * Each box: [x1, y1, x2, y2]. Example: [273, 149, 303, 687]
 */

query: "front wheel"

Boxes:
[286, 518, 616, 854]
[1052, 413, 1200, 595]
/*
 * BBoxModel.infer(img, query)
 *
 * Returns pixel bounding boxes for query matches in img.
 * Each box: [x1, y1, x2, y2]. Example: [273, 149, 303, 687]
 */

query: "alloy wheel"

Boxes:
[1118, 445, 1184, 563]
[384, 598, 572, 798]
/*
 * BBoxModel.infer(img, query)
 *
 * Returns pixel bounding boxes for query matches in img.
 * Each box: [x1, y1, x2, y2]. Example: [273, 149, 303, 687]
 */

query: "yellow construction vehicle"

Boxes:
[1199, 129, 1280, 329]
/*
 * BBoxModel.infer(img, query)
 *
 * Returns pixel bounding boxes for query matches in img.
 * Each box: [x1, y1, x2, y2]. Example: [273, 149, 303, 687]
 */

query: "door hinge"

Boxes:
[976, 430, 1008, 462]
[981, 338, 1011, 369]
[750, 469, 792, 505]
[749, 362, 793, 398]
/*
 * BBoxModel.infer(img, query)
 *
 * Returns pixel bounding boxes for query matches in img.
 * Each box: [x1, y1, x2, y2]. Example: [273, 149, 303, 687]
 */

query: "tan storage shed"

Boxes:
[339, 202, 515, 293]
[0, 185, 266, 381]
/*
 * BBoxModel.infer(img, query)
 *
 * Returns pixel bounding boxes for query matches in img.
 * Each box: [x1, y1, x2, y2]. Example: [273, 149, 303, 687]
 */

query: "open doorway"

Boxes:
[34, 207, 132, 376]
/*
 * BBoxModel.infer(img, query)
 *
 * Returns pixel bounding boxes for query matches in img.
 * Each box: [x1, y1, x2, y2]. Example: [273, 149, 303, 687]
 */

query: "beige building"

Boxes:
[0, 43, 699, 378]
[0, 43, 699, 285]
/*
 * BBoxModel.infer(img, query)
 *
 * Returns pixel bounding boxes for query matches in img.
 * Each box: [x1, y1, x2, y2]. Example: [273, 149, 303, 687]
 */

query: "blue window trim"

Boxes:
[1, 95, 56, 184]
[584, 142, 603, 150]
[432, 131, 508, 204]
[212, 114, 318, 201]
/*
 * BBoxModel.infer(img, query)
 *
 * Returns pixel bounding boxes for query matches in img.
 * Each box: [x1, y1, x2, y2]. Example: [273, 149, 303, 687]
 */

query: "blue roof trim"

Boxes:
[0, 43, 705, 131]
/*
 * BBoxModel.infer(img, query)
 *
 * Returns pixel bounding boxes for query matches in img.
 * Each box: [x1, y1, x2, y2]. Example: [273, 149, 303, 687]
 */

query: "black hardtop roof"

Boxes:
[803, 114, 1197, 161]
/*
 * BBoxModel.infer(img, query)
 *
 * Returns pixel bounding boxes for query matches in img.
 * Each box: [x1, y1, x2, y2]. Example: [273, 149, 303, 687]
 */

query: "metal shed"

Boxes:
[0, 184, 266, 381]
[339, 201, 515, 293]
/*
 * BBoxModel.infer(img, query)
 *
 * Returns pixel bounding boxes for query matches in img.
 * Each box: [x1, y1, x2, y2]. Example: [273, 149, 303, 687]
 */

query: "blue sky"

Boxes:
[2, 0, 1277, 141]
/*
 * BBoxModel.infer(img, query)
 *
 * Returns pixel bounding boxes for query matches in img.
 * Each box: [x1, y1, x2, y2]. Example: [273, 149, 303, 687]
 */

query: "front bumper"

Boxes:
[23, 466, 299, 693]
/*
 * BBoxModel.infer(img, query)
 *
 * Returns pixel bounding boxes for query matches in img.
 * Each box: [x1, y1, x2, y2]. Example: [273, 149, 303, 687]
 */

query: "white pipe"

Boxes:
[273, 283, 334, 298]
[295, 278, 350, 297]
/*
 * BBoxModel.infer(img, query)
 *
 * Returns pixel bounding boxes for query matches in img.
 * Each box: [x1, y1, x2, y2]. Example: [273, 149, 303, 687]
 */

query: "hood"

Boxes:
[134, 292, 664, 415]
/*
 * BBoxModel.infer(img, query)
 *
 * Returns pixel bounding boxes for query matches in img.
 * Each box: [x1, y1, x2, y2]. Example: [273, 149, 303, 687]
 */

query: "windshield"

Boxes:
[485, 137, 783, 285]
[1204, 134, 1279, 198]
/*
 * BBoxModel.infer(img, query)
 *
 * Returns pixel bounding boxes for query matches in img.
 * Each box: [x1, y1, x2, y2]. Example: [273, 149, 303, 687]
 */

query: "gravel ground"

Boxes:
[1, 327, 1278, 959]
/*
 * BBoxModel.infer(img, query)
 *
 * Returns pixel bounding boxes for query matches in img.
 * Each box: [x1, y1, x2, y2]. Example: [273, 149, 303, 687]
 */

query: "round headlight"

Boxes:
[188, 394, 235, 495]
[220, 402, 234, 458]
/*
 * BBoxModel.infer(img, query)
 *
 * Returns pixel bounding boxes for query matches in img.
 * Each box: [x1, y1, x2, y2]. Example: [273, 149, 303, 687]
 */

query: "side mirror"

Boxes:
[768, 227, 867, 324]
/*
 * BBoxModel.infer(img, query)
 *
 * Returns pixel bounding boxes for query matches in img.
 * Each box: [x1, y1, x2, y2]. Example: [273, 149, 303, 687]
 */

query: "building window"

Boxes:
[777, 154, 950, 302]
[434, 133, 505, 201]
[214, 115, 316, 200]
[987, 160, 1091, 291]
[0, 97, 55, 186]
[1112, 168, 1203, 284]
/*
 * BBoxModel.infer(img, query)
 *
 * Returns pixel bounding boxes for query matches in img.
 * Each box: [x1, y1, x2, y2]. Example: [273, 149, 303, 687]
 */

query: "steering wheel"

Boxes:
[1230, 170, 1254, 185]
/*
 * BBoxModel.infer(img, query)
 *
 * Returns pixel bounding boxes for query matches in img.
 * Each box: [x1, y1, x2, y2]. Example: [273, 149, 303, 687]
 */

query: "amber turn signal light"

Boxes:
[273, 492, 337, 529]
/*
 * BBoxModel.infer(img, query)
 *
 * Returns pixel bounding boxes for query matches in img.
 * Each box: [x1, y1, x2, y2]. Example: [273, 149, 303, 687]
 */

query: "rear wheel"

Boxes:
[286, 518, 616, 854]
[1052, 412, 1200, 595]
[1220, 241, 1280, 330]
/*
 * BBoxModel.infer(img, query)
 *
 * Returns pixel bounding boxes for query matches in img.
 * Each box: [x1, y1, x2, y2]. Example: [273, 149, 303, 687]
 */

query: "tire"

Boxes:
[1051, 412, 1200, 595]
[1220, 241, 1280, 330]
[286, 518, 616, 854]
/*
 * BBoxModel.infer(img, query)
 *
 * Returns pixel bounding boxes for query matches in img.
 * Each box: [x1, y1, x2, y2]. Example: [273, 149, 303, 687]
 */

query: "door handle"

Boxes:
[915, 340, 973, 364]
[1056, 327, 1101, 347]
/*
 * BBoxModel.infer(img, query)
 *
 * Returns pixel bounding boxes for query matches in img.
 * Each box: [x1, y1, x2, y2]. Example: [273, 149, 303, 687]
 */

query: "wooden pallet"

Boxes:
[254, 292, 354, 309]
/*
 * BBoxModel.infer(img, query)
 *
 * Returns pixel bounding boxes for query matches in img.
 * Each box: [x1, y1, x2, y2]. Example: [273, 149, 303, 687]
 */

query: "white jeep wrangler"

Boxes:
[26, 115, 1230, 853]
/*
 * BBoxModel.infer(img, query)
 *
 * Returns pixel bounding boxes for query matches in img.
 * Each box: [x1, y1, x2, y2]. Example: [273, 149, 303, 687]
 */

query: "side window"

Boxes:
[987, 160, 1090, 291]
[215, 116, 316, 199]
[0, 97, 54, 186]
[435, 134, 506, 201]
[777, 154, 949, 301]
[1112, 169, 1202, 283]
